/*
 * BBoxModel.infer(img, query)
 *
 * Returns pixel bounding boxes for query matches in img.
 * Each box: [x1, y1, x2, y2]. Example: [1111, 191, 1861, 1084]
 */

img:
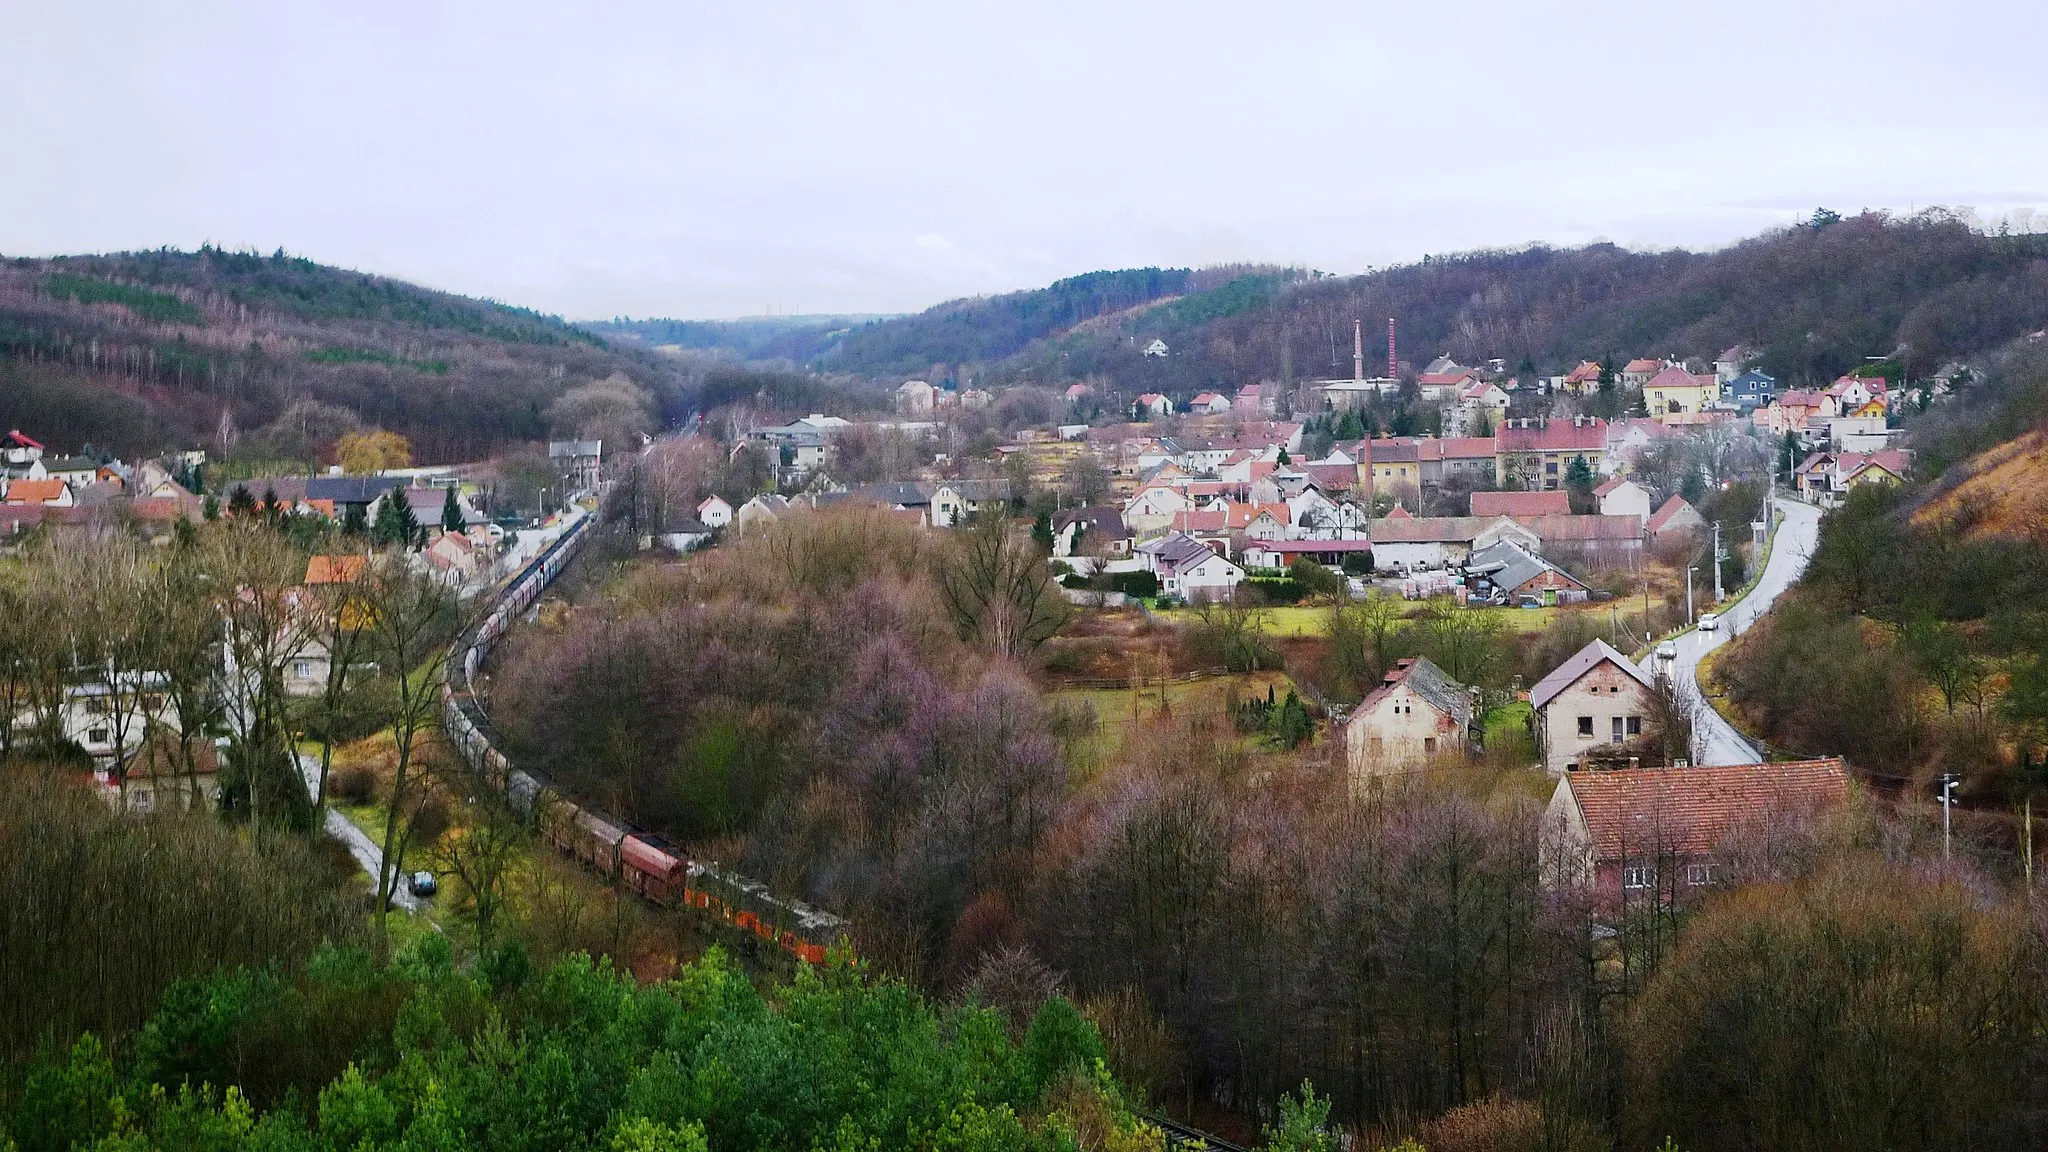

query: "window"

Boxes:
[1423, 737, 1438, 754]
[1623, 865, 1652, 890]
[1627, 715, 1642, 736]
[1577, 715, 1594, 737]
[1369, 738, 1384, 757]
[1686, 863, 1720, 886]
[88, 727, 109, 745]
[294, 661, 312, 680]
[1611, 716, 1625, 743]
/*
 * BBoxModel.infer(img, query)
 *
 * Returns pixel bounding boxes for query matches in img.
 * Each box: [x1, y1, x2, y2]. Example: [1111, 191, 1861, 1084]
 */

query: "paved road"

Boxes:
[298, 754, 422, 912]
[1641, 498, 1823, 766]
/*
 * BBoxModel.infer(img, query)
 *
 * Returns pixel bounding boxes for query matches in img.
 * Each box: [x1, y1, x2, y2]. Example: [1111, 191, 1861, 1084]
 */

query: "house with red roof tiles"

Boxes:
[1540, 759, 1849, 899]
[1645, 495, 1705, 540]
[1496, 417, 1607, 491]
[1619, 359, 1665, 388]
[1560, 361, 1604, 394]
[1, 478, 73, 507]
[1643, 365, 1720, 419]
[1190, 392, 1232, 415]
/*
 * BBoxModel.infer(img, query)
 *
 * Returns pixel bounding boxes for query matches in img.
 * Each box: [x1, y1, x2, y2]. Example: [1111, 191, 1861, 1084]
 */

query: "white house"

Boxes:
[1123, 484, 1192, 533]
[696, 495, 734, 529]
[1593, 477, 1653, 520]
[1343, 657, 1475, 787]
[1529, 639, 1659, 775]
[1143, 339, 1169, 358]
[1135, 532, 1245, 601]
[1191, 392, 1233, 415]
[1135, 393, 1174, 418]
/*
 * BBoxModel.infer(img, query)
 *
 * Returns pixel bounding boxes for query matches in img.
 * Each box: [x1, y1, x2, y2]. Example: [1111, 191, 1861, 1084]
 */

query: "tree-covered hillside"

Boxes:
[0, 247, 692, 461]
[620, 212, 2048, 400]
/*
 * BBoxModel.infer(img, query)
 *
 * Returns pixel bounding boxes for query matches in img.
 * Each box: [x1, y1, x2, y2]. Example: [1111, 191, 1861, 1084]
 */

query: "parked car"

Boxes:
[1657, 641, 1677, 660]
[1697, 612, 1721, 632]
[407, 870, 438, 898]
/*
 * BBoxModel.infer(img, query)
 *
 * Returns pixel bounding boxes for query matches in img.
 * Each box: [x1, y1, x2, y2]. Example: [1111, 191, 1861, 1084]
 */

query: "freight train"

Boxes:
[439, 512, 849, 964]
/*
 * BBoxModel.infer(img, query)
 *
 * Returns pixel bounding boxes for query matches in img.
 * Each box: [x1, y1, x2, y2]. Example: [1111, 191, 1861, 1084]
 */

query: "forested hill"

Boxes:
[623, 212, 2048, 397]
[0, 247, 692, 461]
[593, 265, 1304, 378]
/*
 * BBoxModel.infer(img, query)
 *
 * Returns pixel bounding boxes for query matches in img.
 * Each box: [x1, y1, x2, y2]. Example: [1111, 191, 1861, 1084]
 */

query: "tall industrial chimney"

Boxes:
[1387, 317, 1397, 380]
[1352, 320, 1364, 383]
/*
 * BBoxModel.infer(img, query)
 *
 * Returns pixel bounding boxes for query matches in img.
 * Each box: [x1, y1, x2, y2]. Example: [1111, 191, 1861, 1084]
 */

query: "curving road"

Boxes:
[1640, 498, 1823, 766]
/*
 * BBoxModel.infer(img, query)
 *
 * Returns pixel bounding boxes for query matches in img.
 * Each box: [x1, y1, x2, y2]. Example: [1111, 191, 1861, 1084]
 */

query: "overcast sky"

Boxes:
[5, 0, 2046, 321]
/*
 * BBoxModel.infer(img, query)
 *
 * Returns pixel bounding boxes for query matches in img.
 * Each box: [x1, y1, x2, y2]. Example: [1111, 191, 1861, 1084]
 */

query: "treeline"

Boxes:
[3, 937, 1158, 1152]
[0, 248, 696, 460]
[660, 212, 2048, 402]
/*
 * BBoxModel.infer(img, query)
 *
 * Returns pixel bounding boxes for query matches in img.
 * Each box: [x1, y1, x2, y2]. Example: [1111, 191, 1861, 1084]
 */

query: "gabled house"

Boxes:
[697, 495, 734, 529]
[1464, 539, 1587, 603]
[3, 430, 45, 466]
[1645, 495, 1705, 540]
[1343, 656, 1476, 785]
[1643, 365, 1719, 418]
[1540, 759, 1849, 898]
[1051, 507, 1132, 558]
[1723, 370, 1776, 409]
[1619, 358, 1664, 389]
[1440, 380, 1511, 436]
[733, 494, 791, 536]
[1713, 345, 1752, 383]
[1134, 532, 1245, 601]
[1560, 361, 1604, 394]
[1134, 393, 1174, 418]
[40, 456, 101, 487]
[1529, 639, 1660, 775]
[896, 379, 936, 414]
[1594, 477, 1653, 519]
[1190, 392, 1233, 414]
[1364, 514, 1538, 572]
[1, 478, 72, 507]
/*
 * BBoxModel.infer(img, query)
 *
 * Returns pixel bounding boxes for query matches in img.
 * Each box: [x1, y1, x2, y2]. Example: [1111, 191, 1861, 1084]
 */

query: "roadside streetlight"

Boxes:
[1941, 775, 1960, 860]
[1686, 566, 1698, 624]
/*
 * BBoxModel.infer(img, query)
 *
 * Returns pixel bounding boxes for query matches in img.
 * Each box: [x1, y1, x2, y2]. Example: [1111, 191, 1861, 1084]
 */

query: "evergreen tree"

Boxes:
[440, 487, 465, 533]
[342, 501, 368, 537]
[226, 484, 256, 520]
[202, 493, 220, 522]
[371, 495, 402, 546]
[394, 495, 422, 549]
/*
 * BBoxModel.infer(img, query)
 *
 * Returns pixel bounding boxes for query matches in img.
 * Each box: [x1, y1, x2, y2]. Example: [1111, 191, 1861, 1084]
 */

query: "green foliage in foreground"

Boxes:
[5, 941, 1159, 1152]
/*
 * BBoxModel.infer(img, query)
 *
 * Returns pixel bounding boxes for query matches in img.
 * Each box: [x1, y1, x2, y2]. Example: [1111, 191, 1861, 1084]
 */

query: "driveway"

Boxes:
[298, 754, 422, 912]
[1641, 498, 1824, 766]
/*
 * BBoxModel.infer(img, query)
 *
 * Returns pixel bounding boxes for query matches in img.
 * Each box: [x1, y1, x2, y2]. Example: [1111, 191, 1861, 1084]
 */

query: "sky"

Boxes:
[5, 0, 2048, 321]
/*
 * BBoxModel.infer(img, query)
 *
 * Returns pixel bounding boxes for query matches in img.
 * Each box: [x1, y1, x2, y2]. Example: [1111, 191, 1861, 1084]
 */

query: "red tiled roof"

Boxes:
[1498, 420, 1607, 453]
[2, 479, 67, 504]
[1566, 759, 1849, 859]
[1644, 495, 1698, 533]
[1302, 463, 1358, 491]
[1622, 359, 1663, 374]
[6, 430, 44, 450]
[1516, 513, 1644, 541]
[1565, 361, 1603, 384]
[306, 555, 368, 584]
[1472, 490, 1570, 517]
[1417, 371, 1476, 387]
[1592, 477, 1632, 497]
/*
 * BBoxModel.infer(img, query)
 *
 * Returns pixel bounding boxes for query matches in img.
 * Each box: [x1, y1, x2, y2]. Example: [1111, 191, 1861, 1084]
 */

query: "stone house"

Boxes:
[1343, 657, 1476, 787]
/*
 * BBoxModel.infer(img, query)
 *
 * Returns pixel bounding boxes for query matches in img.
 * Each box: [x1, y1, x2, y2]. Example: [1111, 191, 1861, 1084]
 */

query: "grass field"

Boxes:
[1051, 669, 1297, 769]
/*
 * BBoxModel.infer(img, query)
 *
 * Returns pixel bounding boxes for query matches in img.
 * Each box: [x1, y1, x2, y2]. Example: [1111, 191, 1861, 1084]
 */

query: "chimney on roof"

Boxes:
[1353, 320, 1364, 383]
[1629, 757, 1641, 771]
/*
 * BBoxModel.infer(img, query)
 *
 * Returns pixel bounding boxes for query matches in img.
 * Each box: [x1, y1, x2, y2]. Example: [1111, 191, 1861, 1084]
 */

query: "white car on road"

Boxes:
[1697, 612, 1721, 632]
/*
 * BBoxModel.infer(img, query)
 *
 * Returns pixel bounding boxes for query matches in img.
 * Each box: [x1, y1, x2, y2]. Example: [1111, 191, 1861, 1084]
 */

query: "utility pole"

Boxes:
[1712, 521, 1724, 603]
[1941, 774, 1959, 860]
[1686, 566, 1697, 624]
